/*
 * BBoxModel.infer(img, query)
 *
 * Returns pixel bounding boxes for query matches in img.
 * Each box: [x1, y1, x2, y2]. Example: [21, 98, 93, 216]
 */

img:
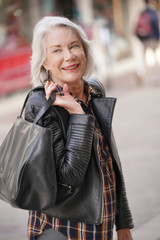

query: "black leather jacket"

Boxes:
[25, 78, 134, 231]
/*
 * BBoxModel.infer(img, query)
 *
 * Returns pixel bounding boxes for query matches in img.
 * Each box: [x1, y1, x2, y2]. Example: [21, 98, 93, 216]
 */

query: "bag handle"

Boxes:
[34, 92, 55, 124]
[19, 87, 56, 124]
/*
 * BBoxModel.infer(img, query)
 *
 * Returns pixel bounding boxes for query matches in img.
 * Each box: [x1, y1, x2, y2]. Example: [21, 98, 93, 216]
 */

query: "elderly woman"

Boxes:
[25, 16, 134, 240]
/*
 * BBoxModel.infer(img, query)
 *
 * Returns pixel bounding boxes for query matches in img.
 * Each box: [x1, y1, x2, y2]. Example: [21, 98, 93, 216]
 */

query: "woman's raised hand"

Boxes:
[45, 81, 84, 114]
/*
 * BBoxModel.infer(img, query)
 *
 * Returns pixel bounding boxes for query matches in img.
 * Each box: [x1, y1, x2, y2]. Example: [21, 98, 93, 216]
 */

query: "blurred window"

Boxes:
[93, 0, 131, 61]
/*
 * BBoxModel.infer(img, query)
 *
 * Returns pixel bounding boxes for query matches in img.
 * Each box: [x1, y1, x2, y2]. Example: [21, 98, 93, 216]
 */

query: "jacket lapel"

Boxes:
[91, 97, 117, 148]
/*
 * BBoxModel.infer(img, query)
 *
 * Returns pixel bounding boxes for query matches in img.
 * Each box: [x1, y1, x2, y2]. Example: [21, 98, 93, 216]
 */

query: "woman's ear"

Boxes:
[43, 61, 48, 71]
[43, 56, 51, 70]
[41, 65, 46, 71]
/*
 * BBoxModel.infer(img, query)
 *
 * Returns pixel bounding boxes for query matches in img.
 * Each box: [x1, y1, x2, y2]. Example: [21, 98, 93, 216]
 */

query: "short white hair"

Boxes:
[31, 16, 94, 87]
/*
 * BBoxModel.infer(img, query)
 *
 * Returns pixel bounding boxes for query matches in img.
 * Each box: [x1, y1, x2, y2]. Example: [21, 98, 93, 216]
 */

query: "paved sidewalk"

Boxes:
[132, 214, 160, 240]
[0, 84, 160, 239]
[111, 85, 160, 239]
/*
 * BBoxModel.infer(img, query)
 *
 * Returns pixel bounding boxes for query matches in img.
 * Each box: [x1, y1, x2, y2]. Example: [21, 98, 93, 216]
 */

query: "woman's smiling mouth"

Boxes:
[63, 64, 79, 71]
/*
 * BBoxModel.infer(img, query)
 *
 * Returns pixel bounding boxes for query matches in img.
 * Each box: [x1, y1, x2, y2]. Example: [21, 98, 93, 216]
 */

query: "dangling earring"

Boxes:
[47, 70, 50, 80]
[42, 69, 51, 85]
[47, 70, 55, 83]
[48, 70, 54, 82]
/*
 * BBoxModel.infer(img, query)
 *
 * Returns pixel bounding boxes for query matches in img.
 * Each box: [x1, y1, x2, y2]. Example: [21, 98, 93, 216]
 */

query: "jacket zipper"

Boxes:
[94, 131, 104, 224]
[57, 182, 72, 193]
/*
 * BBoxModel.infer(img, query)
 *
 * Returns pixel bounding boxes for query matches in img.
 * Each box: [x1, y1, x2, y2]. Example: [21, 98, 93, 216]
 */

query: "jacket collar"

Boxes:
[91, 95, 117, 148]
[88, 77, 117, 146]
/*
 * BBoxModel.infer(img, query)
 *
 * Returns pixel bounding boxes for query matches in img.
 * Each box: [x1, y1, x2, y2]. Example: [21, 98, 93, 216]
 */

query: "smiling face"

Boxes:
[43, 26, 87, 87]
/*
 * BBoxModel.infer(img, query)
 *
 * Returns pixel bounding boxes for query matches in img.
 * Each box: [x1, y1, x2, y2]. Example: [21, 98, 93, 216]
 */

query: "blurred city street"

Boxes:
[0, 75, 160, 240]
[1, 0, 160, 239]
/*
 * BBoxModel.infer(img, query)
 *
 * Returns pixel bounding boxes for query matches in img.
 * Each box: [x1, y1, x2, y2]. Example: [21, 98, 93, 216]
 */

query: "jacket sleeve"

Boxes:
[25, 90, 95, 187]
[58, 114, 95, 186]
[110, 130, 134, 230]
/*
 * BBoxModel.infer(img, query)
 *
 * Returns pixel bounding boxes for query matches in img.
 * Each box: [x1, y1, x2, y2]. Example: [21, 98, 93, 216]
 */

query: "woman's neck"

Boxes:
[68, 79, 86, 102]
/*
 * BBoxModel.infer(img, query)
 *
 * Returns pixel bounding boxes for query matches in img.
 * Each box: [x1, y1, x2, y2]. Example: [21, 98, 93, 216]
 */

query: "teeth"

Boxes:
[64, 65, 78, 70]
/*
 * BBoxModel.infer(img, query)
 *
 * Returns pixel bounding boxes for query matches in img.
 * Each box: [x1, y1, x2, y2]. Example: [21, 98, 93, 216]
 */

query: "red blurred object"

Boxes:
[0, 46, 31, 96]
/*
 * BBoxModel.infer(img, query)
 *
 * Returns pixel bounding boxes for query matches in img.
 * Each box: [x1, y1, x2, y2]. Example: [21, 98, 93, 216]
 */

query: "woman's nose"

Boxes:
[64, 49, 75, 61]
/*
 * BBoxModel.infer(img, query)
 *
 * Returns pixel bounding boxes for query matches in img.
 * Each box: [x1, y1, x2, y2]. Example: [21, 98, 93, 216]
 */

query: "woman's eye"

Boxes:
[53, 49, 61, 53]
[71, 44, 79, 49]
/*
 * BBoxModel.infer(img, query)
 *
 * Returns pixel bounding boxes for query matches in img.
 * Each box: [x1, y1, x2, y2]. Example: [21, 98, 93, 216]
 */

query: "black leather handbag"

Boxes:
[0, 89, 57, 211]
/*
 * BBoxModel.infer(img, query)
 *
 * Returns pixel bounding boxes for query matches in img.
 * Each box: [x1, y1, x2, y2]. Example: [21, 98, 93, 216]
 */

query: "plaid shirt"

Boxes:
[28, 81, 116, 240]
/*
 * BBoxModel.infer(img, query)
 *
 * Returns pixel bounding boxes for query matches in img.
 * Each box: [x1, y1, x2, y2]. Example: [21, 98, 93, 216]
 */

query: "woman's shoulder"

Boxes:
[25, 86, 46, 114]
[87, 77, 106, 97]
[27, 86, 46, 106]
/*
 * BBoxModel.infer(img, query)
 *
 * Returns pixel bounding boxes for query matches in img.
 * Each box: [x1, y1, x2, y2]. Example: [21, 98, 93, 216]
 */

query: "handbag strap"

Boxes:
[34, 92, 55, 124]
[19, 87, 56, 124]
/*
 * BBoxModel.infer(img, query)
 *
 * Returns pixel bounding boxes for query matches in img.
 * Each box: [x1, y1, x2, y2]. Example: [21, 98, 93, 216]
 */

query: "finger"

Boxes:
[44, 80, 50, 89]
[49, 82, 57, 91]
[45, 82, 57, 99]
[44, 81, 50, 99]
[63, 84, 69, 95]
